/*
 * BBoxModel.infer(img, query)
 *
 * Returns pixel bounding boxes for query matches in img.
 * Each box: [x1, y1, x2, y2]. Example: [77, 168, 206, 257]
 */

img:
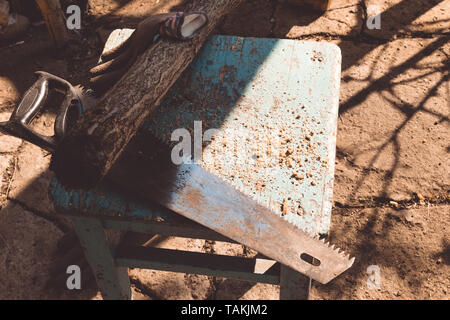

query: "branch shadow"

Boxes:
[315, 2, 448, 299]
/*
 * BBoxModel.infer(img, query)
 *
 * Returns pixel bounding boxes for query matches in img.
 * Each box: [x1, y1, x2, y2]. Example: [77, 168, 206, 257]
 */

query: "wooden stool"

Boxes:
[50, 34, 342, 300]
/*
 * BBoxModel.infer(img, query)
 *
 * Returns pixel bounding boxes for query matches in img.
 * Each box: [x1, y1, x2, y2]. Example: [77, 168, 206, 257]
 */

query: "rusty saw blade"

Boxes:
[107, 131, 354, 284]
[0, 76, 354, 283]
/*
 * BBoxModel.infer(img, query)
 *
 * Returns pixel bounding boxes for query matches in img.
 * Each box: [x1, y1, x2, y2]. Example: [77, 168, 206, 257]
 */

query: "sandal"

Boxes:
[159, 11, 208, 40]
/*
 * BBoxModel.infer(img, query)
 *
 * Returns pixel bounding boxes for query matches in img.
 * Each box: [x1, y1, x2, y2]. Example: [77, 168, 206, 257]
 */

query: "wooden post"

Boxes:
[35, 0, 68, 47]
[50, 0, 244, 188]
[72, 216, 131, 300]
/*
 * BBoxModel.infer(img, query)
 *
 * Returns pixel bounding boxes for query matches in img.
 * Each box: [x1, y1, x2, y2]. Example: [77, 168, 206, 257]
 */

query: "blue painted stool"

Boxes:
[50, 34, 342, 300]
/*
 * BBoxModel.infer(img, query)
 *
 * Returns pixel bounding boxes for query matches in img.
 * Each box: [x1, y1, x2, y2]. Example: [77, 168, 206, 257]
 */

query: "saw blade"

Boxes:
[107, 131, 354, 284]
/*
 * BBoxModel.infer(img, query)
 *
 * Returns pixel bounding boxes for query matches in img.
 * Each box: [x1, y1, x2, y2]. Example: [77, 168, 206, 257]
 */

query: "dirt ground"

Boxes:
[0, 0, 448, 300]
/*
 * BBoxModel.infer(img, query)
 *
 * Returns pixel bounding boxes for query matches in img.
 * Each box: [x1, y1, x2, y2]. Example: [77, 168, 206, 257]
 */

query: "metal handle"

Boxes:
[0, 71, 82, 152]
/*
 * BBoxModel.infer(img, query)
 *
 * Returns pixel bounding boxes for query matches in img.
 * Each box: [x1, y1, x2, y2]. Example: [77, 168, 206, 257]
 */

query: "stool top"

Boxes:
[50, 35, 341, 235]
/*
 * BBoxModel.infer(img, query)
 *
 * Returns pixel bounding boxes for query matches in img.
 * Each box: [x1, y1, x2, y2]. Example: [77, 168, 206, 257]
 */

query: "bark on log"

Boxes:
[35, 0, 69, 47]
[51, 0, 244, 188]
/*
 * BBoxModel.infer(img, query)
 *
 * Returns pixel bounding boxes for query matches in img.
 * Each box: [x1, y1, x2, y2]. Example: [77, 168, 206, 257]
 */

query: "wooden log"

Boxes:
[50, 0, 244, 188]
[35, 0, 68, 47]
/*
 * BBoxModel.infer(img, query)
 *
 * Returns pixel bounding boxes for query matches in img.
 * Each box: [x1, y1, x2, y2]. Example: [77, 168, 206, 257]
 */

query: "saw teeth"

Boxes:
[170, 151, 356, 268]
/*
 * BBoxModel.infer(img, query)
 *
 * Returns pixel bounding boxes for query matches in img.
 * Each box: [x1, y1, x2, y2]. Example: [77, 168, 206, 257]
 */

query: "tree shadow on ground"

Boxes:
[317, 2, 448, 299]
[216, 0, 449, 299]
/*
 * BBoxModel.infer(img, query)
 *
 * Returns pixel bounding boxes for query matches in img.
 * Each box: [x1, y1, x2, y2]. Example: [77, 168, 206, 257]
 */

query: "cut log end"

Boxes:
[51, 0, 245, 188]
[50, 135, 104, 189]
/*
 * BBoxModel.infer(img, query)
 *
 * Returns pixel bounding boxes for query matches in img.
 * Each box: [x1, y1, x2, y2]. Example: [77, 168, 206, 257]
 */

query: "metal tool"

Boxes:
[3, 71, 354, 284]
[0, 71, 83, 152]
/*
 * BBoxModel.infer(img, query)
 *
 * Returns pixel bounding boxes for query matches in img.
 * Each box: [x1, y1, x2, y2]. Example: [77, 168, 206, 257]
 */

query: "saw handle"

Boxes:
[0, 71, 82, 152]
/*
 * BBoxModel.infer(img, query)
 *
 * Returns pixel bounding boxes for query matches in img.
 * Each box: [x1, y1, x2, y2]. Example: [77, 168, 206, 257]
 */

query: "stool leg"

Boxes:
[280, 265, 310, 300]
[72, 216, 131, 300]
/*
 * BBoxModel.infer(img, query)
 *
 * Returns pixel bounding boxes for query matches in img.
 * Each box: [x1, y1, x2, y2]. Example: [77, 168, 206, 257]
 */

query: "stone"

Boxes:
[389, 201, 399, 208]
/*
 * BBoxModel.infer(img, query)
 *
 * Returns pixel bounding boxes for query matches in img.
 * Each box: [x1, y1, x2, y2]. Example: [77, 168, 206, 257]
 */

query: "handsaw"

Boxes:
[0, 71, 354, 283]
[107, 130, 355, 284]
